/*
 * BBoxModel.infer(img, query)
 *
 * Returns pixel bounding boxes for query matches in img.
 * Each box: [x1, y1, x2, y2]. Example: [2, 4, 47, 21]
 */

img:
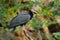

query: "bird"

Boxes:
[8, 9, 33, 31]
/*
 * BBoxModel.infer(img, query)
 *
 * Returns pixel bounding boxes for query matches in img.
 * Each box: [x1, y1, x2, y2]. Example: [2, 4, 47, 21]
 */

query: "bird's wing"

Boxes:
[9, 14, 30, 27]
[18, 14, 31, 24]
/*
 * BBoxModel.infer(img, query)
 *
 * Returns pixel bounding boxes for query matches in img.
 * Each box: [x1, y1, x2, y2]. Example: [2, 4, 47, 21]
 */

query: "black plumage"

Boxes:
[8, 10, 33, 30]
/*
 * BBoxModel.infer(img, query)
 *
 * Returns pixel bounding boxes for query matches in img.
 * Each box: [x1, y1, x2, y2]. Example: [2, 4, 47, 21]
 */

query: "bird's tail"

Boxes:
[6, 24, 15, 32]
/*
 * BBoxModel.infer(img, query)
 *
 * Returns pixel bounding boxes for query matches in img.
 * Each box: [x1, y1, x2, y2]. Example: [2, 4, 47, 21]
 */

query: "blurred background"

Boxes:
[0, 0, 60, 40]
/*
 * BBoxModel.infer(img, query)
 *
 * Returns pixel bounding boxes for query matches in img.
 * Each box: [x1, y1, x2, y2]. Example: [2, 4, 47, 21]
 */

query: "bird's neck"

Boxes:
[28, 10, 33, 19]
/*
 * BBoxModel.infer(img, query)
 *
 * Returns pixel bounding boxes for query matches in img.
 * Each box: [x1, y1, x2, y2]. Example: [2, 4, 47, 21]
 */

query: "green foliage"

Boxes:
[0, 0, 60, 40]
[53, 32, 60, 40]
[0, 0, 34, 27]
[0, 0, 60, 29]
